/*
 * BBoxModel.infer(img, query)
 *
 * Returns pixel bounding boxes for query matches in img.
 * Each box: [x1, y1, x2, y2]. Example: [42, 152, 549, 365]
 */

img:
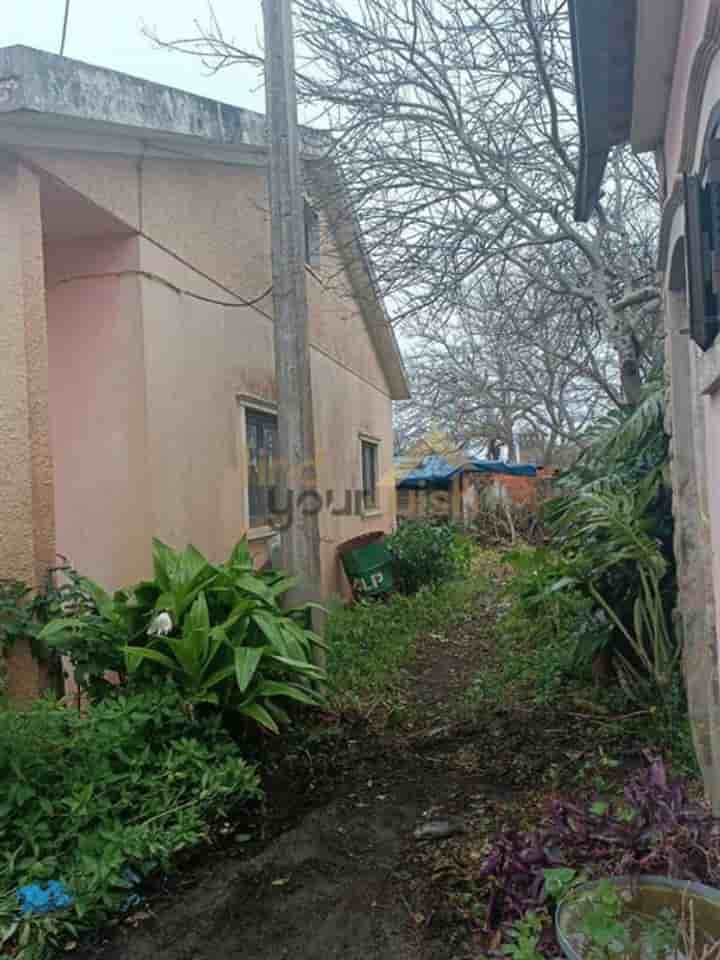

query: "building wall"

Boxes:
[21, 148, 392, 397]
[707, 390, 720, 641]
[45, 235, 153, 589]
[395, 470, 548, 525]
[660, 12, 720, 651]
[664, 0, 712, 186]
[30, 148, 397, 603]
[661, 185, 720, 800]
[0, 155, 55, 699]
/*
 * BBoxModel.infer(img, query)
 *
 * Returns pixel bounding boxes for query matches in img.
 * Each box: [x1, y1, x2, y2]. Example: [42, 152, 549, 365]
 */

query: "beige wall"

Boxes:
[0, 155, 54, 698]
[24, 147, 396, 603]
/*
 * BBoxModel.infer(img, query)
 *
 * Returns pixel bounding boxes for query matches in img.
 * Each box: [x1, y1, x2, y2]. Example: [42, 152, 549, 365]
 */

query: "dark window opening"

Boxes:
[247, 410, 278, 528]
[304, 200, 321, 267]
[685, 156, 720, 351]
[361, 440, 378, 511]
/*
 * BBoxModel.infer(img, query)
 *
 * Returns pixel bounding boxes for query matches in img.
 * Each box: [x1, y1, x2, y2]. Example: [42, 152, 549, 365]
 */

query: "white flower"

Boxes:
[148, 611, 173, 637]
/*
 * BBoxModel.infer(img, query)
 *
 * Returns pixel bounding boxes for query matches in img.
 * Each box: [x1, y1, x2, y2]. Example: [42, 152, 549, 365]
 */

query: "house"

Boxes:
[395, 454, 541, 523]
[569, 0, 720, 801]
[0, 46, 408, 699]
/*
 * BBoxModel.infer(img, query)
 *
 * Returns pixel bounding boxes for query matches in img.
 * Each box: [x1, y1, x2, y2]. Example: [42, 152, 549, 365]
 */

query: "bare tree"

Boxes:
[396, 270, 623, 463]
[153, 0, 661, 409]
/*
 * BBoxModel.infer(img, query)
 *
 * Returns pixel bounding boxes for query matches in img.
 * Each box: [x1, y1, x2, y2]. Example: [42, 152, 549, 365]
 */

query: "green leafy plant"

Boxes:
[472, 548, 606, 706]
[573, 879, 629, 957]
[0, 580, 37, 656]
[502, 547, 606, 662]
[641, 908, 679, 958]
[40, 539, 327, 733]
[386, 521, 472, 594]
[503, 911, 545, 960]
[547, 378, 677, 705]
[569, 882, 679, 960]
[555, 483, 679, 712]
[37, 574, 133, 701]
[555, 380, 667, 498]
[0, 689, 261, 958]
[0, 563, 92, 695]
[543, 867, 580, 901]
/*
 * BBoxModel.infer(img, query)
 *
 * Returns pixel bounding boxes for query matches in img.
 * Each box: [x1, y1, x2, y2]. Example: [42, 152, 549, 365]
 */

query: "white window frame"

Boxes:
[237, 394, 278, 541]
[359, 433, 382, 518]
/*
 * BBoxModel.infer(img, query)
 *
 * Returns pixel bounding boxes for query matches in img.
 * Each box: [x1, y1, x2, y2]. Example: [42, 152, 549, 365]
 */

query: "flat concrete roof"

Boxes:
[0, 44, 328, 156]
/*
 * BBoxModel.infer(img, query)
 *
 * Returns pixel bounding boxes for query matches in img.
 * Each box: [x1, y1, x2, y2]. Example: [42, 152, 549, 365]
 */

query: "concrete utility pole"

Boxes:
[263, 0, 322, 611]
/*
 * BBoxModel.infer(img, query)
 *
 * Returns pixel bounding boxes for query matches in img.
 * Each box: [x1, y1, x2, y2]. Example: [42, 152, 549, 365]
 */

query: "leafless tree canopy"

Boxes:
[153, 0, 663, 460]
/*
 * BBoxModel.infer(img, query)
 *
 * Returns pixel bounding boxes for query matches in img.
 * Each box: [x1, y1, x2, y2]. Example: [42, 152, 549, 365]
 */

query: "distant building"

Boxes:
[395, 454, 541, 523]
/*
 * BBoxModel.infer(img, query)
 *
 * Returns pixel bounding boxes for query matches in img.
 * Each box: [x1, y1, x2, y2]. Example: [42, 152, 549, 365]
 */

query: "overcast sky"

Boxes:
[6, 0, 268, 112]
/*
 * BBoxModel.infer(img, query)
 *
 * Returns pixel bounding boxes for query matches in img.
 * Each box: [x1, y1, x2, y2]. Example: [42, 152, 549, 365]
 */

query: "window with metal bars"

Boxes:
[361, 440, 379, 511]
[684, 152, 720, 351]
[246, 410, 278, 528]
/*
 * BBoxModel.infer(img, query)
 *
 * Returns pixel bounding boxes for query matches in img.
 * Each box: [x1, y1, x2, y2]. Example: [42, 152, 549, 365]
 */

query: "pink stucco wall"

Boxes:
[46, 235, 154, 589]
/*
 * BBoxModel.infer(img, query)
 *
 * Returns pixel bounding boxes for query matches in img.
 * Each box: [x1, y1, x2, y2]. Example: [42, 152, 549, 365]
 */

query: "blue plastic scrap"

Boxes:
[16, 881, 74, 915]
[120, 866, 144, 912]
[469, 459, 537, 477]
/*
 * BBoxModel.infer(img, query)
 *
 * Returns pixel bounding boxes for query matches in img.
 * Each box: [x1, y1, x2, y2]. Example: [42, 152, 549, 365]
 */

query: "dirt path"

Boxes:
[73, 590, 503, 960]
[74, 584, 646, 960]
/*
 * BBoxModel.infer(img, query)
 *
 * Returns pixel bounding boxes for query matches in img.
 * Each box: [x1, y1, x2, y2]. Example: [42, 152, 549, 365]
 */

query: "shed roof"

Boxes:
[396, 455, 537, 489]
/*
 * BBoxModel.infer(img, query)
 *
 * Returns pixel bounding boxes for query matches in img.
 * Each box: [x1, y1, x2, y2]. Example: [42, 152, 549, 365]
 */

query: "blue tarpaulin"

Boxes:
[470, 459, 537, 477]
[397, 455, 536, 489]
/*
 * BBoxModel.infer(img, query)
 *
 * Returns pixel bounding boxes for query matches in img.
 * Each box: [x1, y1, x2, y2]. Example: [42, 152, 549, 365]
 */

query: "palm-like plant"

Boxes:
[546, 379, 677, 708]
[554, 379, 667, 498]
[40, 539, 327, 733]
[554, 481, 678, 710]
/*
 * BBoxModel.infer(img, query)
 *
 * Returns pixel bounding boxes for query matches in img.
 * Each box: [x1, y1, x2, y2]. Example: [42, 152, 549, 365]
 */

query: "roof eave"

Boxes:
[569, 0, 637, 222]
[629, 0, 683, 154]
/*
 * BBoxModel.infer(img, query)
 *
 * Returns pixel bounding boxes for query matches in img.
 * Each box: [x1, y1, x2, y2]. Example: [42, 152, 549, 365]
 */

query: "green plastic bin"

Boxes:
[340, 534, 394, 597]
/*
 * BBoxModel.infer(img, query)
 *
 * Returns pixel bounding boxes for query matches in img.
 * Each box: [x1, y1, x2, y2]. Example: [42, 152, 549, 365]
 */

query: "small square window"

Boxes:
[246, 409, 278, 528]
[361, 440, 379, 511]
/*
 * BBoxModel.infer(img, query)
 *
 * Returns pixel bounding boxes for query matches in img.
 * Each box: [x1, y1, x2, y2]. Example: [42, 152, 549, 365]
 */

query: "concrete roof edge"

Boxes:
[0, 45, 329, 155]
